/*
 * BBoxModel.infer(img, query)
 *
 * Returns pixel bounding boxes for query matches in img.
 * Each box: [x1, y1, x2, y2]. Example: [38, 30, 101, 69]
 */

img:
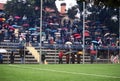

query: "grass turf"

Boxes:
[0, 64, 120, 81]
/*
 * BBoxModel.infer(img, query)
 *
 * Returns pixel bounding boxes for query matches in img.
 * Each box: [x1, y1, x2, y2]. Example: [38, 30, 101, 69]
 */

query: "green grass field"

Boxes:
[0, 64, 120, 81]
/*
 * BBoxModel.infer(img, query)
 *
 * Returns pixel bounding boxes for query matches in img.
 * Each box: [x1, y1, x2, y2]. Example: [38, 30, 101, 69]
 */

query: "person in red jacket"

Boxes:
[58, 50, 64, 64]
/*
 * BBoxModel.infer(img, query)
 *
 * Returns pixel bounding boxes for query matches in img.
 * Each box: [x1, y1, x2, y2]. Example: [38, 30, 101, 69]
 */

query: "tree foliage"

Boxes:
[77, 0, 120, 8]
[77, 0, 119, 34]
[67, 6, 78, 19]
[4, 0, 119, 35]
[4, 0, 35, 17]
[35, 0, 56, 8]
[94, 0, 120, 8]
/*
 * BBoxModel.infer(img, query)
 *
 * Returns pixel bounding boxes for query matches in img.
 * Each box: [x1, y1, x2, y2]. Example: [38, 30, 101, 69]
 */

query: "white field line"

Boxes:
[9, 64, 120, 79]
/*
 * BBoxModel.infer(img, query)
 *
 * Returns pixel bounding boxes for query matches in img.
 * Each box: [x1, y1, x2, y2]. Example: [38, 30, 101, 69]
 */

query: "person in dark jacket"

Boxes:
[41, 54, 46, 64]
[19, 48, 24, 64]
[9, 51, 15, 64]
[0, 53, 3, 64]
[41, 51, 47, 64]
[25, 32, 30, 46]
[71, 53, 75, 64]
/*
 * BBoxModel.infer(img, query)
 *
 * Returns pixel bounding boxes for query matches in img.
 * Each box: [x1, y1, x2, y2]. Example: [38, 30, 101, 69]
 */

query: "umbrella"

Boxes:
[31, 33, 39, 36]
[85, 30, 90, 37]
[75, 36, 81, 39]
[85, 30, 90, 33]
[65, 50, 77, 55]
[0, 49, 7, 53]
[49, 23, 59, 26]
[29, 28, 37, 31]
[104, 33, 110, 37]
[95, 29, 102, 32]
[73, 33, 81, 37]
[14, 16, 20, 19]
[9, 26, 15, 30]
[43, 32, 46, 35]
[12, 25, 21, 28]
[73, 33, 81, 39]
[111, 33, 117, 36]
[22, 23, 29, 27]
[74, 42, 80, 44]
[65, 41, 72, 45]
[51, 29, 57, 33]
[45, 28, 51, 31]
[85, 37, 92, 41]
[65, 51, 72, 55]
[91, 40, 99, 44]
[85, 32, 90, 37]
[85, 25, 89, 28]
[0, 18, 5, 22]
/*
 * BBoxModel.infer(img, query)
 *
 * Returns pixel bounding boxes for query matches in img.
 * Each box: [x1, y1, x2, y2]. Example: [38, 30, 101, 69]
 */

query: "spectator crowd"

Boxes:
[0, 9, 119, 64]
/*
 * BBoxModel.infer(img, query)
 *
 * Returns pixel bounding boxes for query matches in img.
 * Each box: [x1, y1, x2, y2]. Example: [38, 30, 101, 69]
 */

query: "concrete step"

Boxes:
[26, 46, 40, 62]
